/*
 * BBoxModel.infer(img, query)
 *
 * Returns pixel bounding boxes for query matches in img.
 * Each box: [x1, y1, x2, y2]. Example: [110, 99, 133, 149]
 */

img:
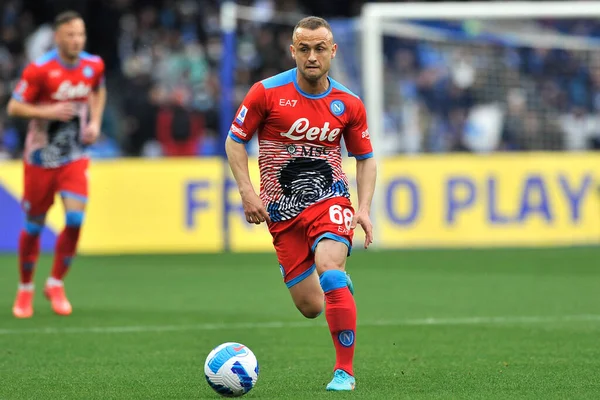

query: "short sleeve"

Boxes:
[228, 82, 267, 143]
[343, 99, 373, 160]
[93, 58, 106, 90]
[12, 64, 41, 103]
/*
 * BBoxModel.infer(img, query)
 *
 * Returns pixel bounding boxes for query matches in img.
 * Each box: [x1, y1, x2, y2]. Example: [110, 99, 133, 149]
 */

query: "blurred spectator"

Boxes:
[156, 87, 204, 157]
[121, 60, 156, 156]
[501, 88, 529, 150]
[559, 105, 600, 151]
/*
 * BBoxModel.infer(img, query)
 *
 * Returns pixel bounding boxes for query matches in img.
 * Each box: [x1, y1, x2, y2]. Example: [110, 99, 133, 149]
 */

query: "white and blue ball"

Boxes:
[204, 342, 259, 397]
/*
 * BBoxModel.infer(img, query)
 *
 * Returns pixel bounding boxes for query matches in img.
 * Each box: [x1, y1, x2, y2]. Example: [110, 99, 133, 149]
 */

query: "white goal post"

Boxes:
[360, 1, 600, 157]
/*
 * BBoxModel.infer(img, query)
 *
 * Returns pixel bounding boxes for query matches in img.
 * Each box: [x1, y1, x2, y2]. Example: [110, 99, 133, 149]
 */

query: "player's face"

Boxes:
[290, 27, 337, 83]
[55, 19, 86, 61]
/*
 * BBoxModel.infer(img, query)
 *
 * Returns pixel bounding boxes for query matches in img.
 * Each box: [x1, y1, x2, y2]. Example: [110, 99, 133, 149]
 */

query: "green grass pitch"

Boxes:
[1, 247, 599, 399]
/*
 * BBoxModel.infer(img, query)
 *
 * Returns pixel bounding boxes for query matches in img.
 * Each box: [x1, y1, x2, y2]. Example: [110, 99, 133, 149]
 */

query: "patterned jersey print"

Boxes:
[229, 68, 373, 222]
[12, 49, 105, 168]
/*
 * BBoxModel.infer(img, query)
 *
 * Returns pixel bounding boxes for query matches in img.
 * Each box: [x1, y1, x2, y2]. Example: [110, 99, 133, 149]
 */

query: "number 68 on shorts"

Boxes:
[329, 204, 353, 234]
[269, 197, 355, 288]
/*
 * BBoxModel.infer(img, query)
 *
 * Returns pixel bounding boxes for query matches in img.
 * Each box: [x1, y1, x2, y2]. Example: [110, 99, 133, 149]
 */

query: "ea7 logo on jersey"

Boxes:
[52, 81, 91, 100]
[280, 118, 341, 142]
[235, 105, 248, 125]
[279, 99, 297, 107]
[361, 130, 370, 140]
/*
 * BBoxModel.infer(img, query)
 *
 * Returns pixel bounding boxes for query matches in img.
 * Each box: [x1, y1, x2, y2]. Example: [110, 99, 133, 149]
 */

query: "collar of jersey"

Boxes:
[292, 68, 333, 99]
[58, 57, 80, 70]
[48, 48, 80, 70]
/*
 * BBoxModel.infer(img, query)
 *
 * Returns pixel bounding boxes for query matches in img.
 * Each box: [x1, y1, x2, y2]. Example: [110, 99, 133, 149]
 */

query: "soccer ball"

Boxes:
[204, 342, 259, 397]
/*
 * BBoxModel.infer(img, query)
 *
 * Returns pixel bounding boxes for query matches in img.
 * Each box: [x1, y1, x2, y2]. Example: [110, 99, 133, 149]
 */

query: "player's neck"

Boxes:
[295, 70, 330, 95]
[57, 50, 80, 67]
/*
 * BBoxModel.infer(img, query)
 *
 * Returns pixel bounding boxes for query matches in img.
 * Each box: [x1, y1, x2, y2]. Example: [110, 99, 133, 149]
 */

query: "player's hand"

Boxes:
[82, 121, 101, 145]
[46, 102, 77, 122]
[241, 190, 271, 225]
[351, 209, 373, 249]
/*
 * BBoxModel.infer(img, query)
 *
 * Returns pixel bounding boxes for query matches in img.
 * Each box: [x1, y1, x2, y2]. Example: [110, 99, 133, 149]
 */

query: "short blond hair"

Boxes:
[293, 16, 333, 40]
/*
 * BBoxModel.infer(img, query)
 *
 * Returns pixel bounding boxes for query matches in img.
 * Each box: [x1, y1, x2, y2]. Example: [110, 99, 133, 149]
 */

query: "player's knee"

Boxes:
[318, 259, 345, 272]
[296, 300, 323, 319]
[319, 269, 347, 293]
[65, 210, 85, 227]
[24, 220, 44, 236]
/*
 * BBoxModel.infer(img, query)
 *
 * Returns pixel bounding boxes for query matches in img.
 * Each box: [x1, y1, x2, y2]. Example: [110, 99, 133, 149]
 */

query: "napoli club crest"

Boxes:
[330, 100, 345, 116]
[338, 330, 355, 347]
[83, 66, 94, 78]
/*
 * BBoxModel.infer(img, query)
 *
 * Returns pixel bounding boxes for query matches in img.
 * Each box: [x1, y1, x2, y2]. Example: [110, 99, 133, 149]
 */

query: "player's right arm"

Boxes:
[226, 137, 270, 224]
[6, 64, 76, 121]
[225, 82, 271, 225]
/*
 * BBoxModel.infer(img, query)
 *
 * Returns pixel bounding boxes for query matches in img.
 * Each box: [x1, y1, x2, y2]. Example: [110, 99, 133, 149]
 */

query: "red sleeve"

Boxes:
[93, 58, 106, 90]
[228, 82, 267, 143]
[12, 64, 42, 103]
[343, 99, 373, 160]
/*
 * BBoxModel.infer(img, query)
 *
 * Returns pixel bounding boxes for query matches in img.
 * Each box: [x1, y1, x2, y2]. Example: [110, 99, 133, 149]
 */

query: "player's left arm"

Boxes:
[355, 157, 376, 248]
[344, 99, 376, 248]
[83, 60, 107, 144]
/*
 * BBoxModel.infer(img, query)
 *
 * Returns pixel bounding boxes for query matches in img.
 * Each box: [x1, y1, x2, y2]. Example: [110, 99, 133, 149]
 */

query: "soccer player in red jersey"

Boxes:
[226, 17, 377, 391]
[7, 11, 106, 318]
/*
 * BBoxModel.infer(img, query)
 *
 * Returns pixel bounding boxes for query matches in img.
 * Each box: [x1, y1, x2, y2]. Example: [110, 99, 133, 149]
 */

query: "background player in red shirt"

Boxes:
[226, 16, 377, 391]
[7, 11, 106, 318]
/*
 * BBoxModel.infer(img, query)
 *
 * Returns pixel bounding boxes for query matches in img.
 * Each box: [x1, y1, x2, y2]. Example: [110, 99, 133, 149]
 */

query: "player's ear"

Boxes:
[289, 44, 295, 60]
[331, 43, 337, 59]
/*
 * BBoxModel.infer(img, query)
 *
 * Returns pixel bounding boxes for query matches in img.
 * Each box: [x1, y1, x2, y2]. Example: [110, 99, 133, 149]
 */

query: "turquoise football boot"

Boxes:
[326, 369, 355, 391]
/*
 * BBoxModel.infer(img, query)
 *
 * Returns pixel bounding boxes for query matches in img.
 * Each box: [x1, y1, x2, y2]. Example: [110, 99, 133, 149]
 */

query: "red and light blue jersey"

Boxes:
[12, 48, 105, 168]
[229, 68, 373, 222]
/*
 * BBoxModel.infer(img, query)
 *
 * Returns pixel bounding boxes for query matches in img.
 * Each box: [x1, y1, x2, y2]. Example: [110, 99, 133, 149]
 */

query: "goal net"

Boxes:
[350, 2, 600, 156]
